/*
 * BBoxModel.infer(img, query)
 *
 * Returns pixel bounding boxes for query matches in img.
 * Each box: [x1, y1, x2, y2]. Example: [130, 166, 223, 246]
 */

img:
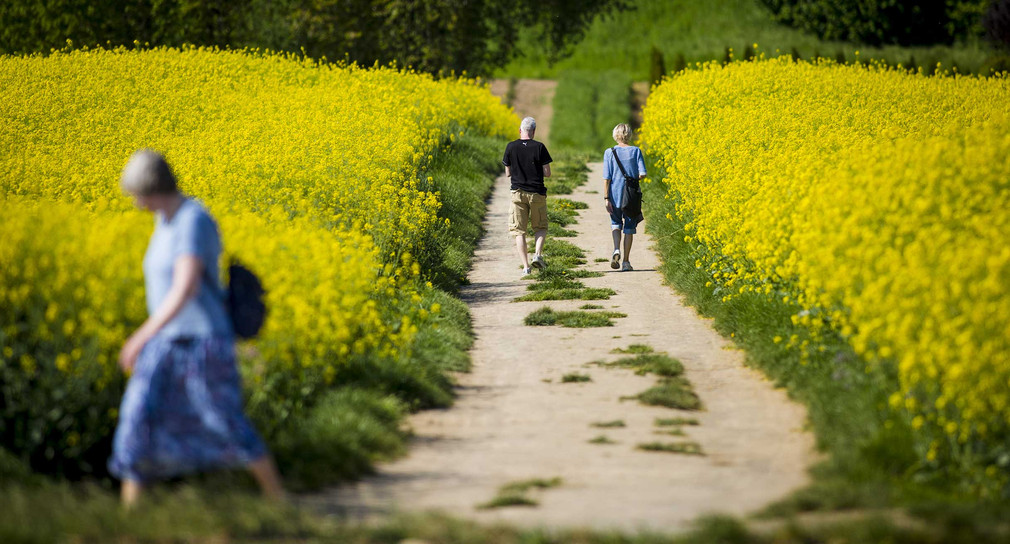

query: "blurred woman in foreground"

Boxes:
[110, 149, 283, 506]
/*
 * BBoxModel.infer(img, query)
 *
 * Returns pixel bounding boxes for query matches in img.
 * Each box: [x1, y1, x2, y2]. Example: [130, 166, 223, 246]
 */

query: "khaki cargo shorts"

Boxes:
[508, 190, 548, 237]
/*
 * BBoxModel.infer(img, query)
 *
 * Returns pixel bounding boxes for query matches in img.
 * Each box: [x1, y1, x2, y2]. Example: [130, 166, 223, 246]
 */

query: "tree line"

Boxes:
[0, 0, 625, 76]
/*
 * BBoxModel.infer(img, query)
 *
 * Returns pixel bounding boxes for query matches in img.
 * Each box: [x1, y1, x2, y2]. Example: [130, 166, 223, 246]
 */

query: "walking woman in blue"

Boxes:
[111, 149, 284, 506]
[603, 123, 647, 271]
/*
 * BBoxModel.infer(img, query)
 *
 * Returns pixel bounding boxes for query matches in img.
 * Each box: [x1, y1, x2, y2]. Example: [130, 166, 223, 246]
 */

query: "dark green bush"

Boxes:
[981, 54, 1010, 74]
[758, 0, 989, 46]
[985, 0, 1010, 50]
[649, 46, 666, 85]
[671, 52, 687, 73]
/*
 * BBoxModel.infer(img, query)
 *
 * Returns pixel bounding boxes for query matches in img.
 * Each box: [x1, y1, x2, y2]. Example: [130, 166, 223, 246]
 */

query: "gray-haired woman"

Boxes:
[111, 149, 283, 506]
[603, 123, 647, 271]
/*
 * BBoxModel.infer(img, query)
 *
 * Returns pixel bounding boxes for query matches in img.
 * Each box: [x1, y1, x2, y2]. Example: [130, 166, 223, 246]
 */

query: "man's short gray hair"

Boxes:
[120, 149, 178, 196]
[612, 123, 633, 144]
[520, 117, 536, 134]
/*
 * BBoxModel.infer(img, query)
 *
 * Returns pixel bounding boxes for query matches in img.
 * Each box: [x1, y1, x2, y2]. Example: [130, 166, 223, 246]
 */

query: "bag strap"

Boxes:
[612, 146, 633, 180]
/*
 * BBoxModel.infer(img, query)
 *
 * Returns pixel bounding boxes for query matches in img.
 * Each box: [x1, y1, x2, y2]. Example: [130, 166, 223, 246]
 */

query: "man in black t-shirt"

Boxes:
[502, 116, 553, 277]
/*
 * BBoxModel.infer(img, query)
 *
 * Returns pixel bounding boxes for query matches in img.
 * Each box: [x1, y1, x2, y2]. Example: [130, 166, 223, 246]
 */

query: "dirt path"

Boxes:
[302, 83, 815, 533]
[488, 79, 557, 145]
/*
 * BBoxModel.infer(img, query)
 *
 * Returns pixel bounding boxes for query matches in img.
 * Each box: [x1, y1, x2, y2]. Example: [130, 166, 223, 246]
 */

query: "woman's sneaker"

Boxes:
[622, 261, 633, 272]
[610, 250, 621, 269]
[531, 254, 547, 269]
[522, 266, 533, 278]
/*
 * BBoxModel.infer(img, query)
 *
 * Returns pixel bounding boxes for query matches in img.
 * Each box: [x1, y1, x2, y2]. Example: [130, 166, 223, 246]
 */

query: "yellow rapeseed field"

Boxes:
[641, 57, 1010, 493]
[0, 46, 514, 468]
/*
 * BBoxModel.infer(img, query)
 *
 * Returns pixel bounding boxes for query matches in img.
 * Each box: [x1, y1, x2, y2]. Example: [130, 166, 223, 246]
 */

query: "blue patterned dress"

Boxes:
[108, 198, 266, 482]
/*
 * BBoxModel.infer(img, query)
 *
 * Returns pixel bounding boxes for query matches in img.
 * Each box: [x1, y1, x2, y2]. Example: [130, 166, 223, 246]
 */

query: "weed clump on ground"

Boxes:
[607, 353, 685, 377]
[524, 307, 626, 328]
[580, 304, 604, 309]
[477, 477, 563, 510]
[638, 441, 705, 456]
[656, 417, 700, 427]
[591, 420, 626, 428]
[611, 344, 654, 354]
[625, 377, 702, 410]
[561, 372, 593, 383]
[589, 435, 618, 445]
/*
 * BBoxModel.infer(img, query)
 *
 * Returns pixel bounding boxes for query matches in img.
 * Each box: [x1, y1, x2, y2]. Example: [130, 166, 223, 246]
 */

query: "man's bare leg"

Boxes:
[611, 229, 621, 252]
[534, 229, 547, 257]
[515, 234, 530, 269]
[623, 233, 634, 263]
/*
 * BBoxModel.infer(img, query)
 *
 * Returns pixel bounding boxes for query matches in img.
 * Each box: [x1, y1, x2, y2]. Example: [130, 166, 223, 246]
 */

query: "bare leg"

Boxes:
[623, 233, 634, 263]
[515, 234, 530, 269]
[121, 479, 142, 508]
[611, 229, 621, 252]
[248, 455, 285, 502]
[534, 229, 547, 257]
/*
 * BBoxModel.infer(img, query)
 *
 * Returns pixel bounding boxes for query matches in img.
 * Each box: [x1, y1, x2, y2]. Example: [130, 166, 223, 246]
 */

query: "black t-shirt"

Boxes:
[502, 139, 553, 195]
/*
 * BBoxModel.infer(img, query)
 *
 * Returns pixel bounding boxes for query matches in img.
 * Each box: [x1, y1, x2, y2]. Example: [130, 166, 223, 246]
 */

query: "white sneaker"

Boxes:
[531, 254, 547, 269]
[610, 250, 621, 269]
[621, 261, 633, 272]
[522, 267, 533, 278]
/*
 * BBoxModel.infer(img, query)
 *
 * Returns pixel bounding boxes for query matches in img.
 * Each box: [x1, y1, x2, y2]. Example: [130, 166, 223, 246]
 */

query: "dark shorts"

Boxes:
[610, 208, 641, 234]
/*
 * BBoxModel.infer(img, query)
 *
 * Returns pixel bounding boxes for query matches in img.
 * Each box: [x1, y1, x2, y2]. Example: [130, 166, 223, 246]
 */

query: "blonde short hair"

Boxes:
[120, 149, 178, 196]
[612, 123, 632, 144]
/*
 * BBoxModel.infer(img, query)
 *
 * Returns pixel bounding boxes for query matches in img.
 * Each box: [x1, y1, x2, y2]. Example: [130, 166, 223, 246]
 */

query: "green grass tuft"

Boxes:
[591, 420, 626, 428]
[607, 353, 685, 377]
[655, 417, 700, 427]
[624, 377, 702, 410]
[589, 435, 618, 445]
[638, 441, 705, 456]
[561, 372, 593, 383]
[580, 304, 604, 309]
[524, 307, 626, 328]
[478, 477, 564, 510]
[611, 344, 654, 354]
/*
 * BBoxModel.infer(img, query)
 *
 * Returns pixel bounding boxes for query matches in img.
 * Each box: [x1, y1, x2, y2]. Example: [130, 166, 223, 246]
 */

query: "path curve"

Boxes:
[304, 157, 816, 531]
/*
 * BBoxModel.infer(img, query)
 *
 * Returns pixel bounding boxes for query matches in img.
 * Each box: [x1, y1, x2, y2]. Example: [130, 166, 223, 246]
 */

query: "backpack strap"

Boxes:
[612, 146, 633, 179]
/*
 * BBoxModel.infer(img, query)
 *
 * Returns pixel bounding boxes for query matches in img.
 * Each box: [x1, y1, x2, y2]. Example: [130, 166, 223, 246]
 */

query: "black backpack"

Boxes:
[224, 260, 266, 339]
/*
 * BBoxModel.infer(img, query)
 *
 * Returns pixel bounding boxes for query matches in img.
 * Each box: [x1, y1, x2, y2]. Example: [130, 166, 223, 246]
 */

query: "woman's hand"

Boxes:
[605, 199, 614, 214]
[119, 331, 151, 373]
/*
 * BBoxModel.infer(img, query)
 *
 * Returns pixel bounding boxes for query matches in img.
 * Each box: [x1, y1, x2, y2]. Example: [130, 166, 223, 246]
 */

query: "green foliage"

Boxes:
[758, 0, 988, 46]
[591, 420, 626, 428]
[0, 0, 626, 76]
[650, 46, 666, 85]
[420, 132, 502, 292]
[270, 388, 407, 490]
[499, 0, 993, 79]
[588, 435, 618, 444]
[551, 69, 633, 152]
[545, 150, 592, 195]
